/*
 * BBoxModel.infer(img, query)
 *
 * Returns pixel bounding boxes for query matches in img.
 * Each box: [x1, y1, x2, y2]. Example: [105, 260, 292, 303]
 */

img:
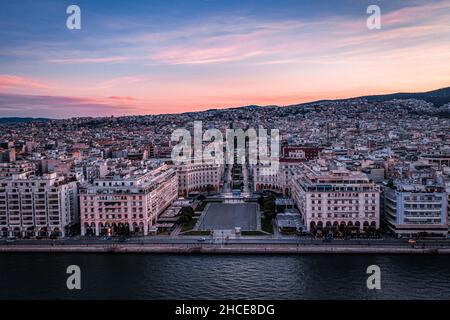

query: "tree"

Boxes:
[366, 227, 374, 237]
[181, 206, 194, 216]
[257, 196, 264, 207]
[387, 180, 396, 189]
[179, 206, 194, 224]
[263, 197, 276, 219]
[344, 226, 352, 237]
[179, 214, 191, 224]
[332, 228, 340, 238]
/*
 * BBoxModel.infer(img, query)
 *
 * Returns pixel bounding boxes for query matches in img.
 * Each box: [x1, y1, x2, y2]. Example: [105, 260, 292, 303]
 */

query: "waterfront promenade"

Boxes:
[2, 237, 450, 254]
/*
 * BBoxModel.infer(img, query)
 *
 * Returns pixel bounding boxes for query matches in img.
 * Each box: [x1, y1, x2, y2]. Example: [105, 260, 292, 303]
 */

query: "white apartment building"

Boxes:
[175, 162, 223, 197]
[80, 164, 177, 236]
[292, 165, 380, 232]
[0, 173, 78, 238]
[383, 183, 448, 238]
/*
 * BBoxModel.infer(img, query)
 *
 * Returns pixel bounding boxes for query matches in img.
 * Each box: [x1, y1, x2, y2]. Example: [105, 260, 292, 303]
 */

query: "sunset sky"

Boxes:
[1, 0, 450, 118]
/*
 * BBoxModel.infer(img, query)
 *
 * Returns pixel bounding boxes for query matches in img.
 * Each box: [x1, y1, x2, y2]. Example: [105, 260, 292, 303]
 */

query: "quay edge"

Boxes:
[1, 244, 449, 254]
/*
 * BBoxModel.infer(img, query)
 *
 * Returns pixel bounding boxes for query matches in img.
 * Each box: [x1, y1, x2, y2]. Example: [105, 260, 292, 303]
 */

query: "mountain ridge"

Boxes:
[0, 117, 52, 124]
[286, 86, 450, 108]
[1, 86, 450, 121]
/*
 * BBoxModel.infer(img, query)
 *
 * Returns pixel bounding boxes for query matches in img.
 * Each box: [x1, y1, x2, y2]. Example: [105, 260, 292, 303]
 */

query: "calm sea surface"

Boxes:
[1, 253, 449, 299]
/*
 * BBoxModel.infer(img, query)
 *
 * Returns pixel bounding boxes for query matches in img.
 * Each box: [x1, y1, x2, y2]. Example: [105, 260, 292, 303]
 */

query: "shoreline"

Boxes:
[1, 243, 449, 254]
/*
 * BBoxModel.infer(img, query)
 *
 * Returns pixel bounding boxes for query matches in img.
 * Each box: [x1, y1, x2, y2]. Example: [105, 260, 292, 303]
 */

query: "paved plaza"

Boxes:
[198, 203, 259, 230]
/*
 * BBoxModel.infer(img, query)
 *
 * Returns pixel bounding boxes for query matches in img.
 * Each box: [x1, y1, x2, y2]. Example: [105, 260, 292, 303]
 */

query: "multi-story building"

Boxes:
[383, 183, 448, 238]
[0, 161, 35, 178]
[281, 146, 322, 160]
[447, 186, 450, 236]
[175, 162, 223, 197]
[253, 146, 322, 195]
[0, 173, 78, 238]
[253, 160, 298, 196]
[79, 164, 177, 236]
[292, 165, 380, 232]
[76, 159, 116, 183]
[420, 152, 450, 169]
[0, 148, 16, 163]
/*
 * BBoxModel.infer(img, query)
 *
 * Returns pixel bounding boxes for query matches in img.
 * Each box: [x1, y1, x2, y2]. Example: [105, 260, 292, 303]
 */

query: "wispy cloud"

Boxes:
[151, 47, 264, 65]
[47, 56, 133, 64]
[1, 0, 450, 117]
[138, 1, 450, 67]
[0, 74, 51, 90]
[108, 95, 136, 101]
[95, 75, 152, 89]
[382, 0, 450, 25]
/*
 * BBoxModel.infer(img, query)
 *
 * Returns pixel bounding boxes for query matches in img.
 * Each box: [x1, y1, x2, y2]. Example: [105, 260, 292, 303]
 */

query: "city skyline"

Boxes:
[2, 0, 450, 306]
[1, 0, 450, 118]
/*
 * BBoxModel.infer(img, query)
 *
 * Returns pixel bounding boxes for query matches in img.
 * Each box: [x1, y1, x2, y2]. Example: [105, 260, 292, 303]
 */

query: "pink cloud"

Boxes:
[382, 1, 450, 25]
[95, 76, 152, 89]
[145, 1, 450, 68]
[47, 56, 132, 64]
[0, 74, 51, 91]
[108, 95, 136, 101]
[151, 45, 264, 65]
[0, 93, 137, 118]
[3, 1, 450, 117]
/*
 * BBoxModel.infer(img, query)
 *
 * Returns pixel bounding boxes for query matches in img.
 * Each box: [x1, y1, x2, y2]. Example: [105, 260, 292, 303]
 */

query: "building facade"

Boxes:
[0, 161, 35, 178]
[0, 173, 78, 238]
[253, 146, 322, 195]
[383, 184, 448, 238]
[80, 164, 177, 236]
[253, 160, 298, 196]
[292, 165, 380, 232]
[175, 162, 223, 197]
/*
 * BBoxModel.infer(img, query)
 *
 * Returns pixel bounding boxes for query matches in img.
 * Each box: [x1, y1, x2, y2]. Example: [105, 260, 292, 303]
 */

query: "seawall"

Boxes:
[1, 244, 449, 254]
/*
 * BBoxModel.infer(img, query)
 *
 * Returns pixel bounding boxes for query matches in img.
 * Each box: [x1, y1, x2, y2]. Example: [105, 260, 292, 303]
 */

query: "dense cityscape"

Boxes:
[1, 95, 449, 248]
[3, 0, 450, 308]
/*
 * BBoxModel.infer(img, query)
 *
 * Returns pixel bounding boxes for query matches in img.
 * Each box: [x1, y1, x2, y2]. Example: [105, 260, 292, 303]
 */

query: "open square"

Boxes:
[198, 203, 259, 231]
